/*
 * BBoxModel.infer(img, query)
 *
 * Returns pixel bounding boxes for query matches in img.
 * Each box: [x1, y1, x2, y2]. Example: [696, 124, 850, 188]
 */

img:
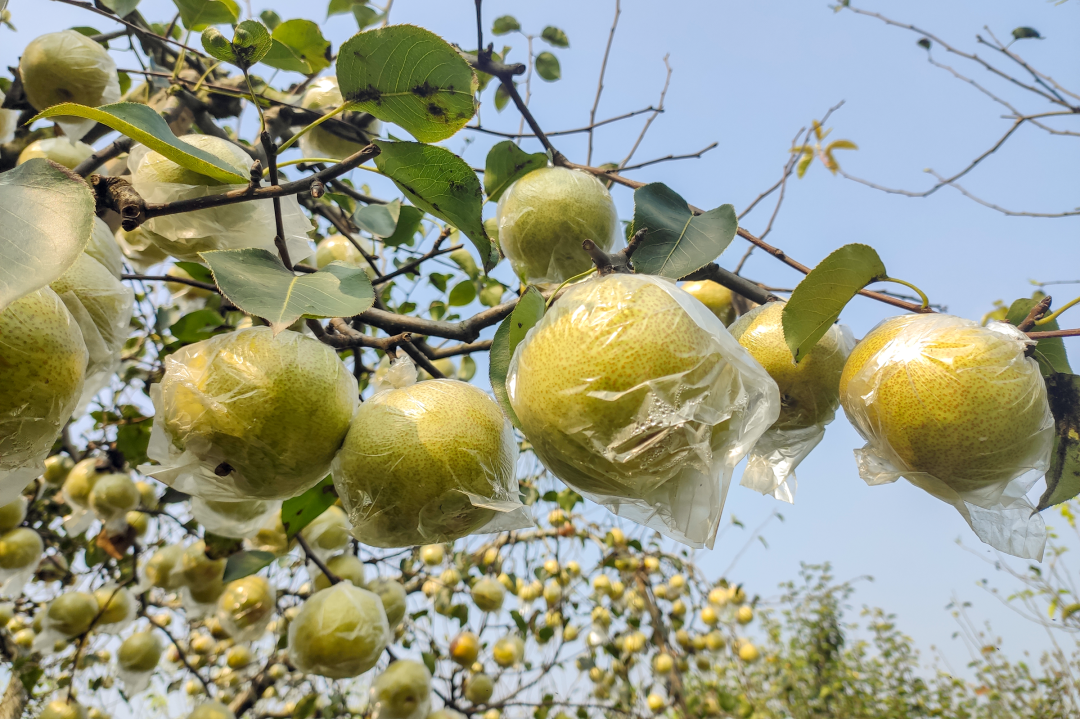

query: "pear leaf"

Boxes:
[632, 182, 738, 279]
[223, 550, 276, 583]
[489, 287, 544, 428]
[281, 476, 337, 537]
[173, 0, 239, 31]
[1005, 298, 1072, 376]
[484, 140, 547, 203]
[1037, 373, 1080, 511]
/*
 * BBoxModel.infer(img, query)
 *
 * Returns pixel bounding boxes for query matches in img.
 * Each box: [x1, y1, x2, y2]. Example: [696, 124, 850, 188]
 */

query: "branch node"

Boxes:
[1017, 295, 1053, 332]
[91, 175, 147, 231]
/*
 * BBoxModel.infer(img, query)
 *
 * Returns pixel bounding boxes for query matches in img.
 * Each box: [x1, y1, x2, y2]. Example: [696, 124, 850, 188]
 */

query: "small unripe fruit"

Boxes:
[216, 576, 274, 640]
[126, 512, 149, 536]
[701, 606, 719, 626]
[43, 455, 75, 486]
[39, 698, 88, 719]
[592, 575, 611, 594]
[736, 605, 754, 624]
[647, 693, 665, 713]
[0, 528, 42, 570]
[313, 554, 366, 592]
[471, 576, 506, 613]
[449, 631, 480, 666]
[705, 631, 723, 652]
[653, 653, 674, 673]
[144, 545, 184, 590]
[563, 624, 579, 641]
[287, 584, 390, 679]
[543, 579, 562, 608]
[369, 659, 432, 719]
[492, 635, 524, 667]
[187, 702, 235, 719]
[88, 473, 139, 522]
[93, 586, 134, 625]
[0, 498, 27, 533]
[45, 592, 99, 637]
[14, 628, 35, 648]
[118, 631, 163, 672]
[226, 645, 252, 669]
[464, 672, 495, 704]
[738, 641, 760, 663]
[708, 587, 729, 606]
[670, 599, 687, 618]
[644, 556, 660, 573]
[368, 578, 408, 629]
[135, 481, 159, 510]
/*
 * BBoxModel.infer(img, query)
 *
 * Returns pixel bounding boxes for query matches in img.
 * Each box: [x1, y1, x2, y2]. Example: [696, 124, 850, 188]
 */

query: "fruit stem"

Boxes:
[546, 267, 597, 308]
[1035, 294, 1080, 326]
[879, 277, 929, 309]
[278, 102, 349, 154]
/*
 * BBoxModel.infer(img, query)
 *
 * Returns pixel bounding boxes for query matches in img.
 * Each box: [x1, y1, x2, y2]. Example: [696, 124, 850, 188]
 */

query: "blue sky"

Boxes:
[4, 0, 1079, 675]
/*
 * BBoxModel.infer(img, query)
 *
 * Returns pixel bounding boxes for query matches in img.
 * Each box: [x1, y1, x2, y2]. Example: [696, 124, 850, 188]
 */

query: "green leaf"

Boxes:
[782, 243, 887, 362]
[260, 9, 281, 30]
[1012, 26, 1042, 40]
[102, 0, 140, 17]
[631, 183, 738, 279]
[494, 82, 512, 112]
[231, 20, 273, 69]
[353, 198, 402, 237]
[327, 0, 356, 16]
[30, 103, 247, 183]
[422, 651, 437, 675]
[1005, 298, 1072, 376]
[169, 308, 225, 344]
[448, 280, 477, 307]
[352, 5, 382, 29]
[337, 25, 478, 143]
[1037, 373, 1080, 511]
[492, 16, 521, 35]
[540, 26, 569, 48]
[281, 476, 337, 537]
[0, 159, 95, 312]
[459, 355, 476, 381]
[115, 419, 152, 468]
[479, 281, 505, 307]
[484, 140, 548, 203]
[381, 205, 424, 247]
[293, 694, 319, 719]
[201, 248, 375, 332]
[373, 140, 495, 271]
[117, 70, 132, 96]
[489, 287, 544, 427]
[203, 532, 244, 560]
[534, 52, 561, 82]
[173, 0, 239, 31]
[223, 550, 276, 583]
[173, 261, 215, 285]
[261, 19, 331, 75]
[71, 27, 106, 47]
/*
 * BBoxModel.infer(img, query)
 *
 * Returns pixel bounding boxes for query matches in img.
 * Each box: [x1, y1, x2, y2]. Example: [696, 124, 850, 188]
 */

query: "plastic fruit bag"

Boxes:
[839, 313, 1054, 559]
[332, 356, 530, 548]
[506, 273, 780, 548]
[190, 497, 282, 539]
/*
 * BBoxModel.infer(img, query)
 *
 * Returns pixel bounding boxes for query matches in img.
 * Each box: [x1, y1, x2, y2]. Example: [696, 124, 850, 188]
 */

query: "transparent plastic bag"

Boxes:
[115, 226, 170, 273]
[191, 497, 282, 539]
[0, 89, 16, 145]
[16, 137, 95, 170]
[332, 356, 530, 548]
[52, 252, 135, 416]
[729, 301, 856, 503]
[370, 659, 432, 719]
[506, 273, 781, 548]
[496, 166, 621, 286]
[840, 313, 1054, 559]
[287, 583, 391, 679]
[0, 528, 43, 598]
[140, 327, 359, 501]
[18, 30, 120, 141]
[216, 576, 274, 642]
[85, 217, 125, 279]
[299, 77, 381, 161]
[0, 287, 87, 506]
[129, 137, 314, 264]
[92, 583, 137, 635]
[300, 505, 351, 560]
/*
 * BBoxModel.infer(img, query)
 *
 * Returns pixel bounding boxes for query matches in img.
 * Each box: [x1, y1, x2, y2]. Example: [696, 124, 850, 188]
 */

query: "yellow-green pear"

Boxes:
[17, 138, 94, 169]
[369, 659, 432, 719]
[0, 288, 87, 496]
[315, 235, 377, 278]
[367, 578, 408, 628]
[496, 166, 618, 285]
[44, 591, 99, 637]
[681, 280, 735, 326]
[301, 505, 351, 555]
[144, 545, 185, 590]
[43, 455, 75, 486]
[287, 583, 390, 679]
[298, 77, 381, 160]
[39, 698, 88, 719]
[92, 585, 134, 625]
[729, 301, 848, 430]
[88, 474, 140, 524]
[464, 673, 495, 704]
[216, 575, 274, 640]
[840, 314, 1053, 494]
[187, 702, 235, 719]
[334, 378, 518, 547]
[0, 528, 42, 570]
[149, 327, 358, 500]
[0, 498, 27, 533]
[471, 576, 506, 613]
[313, 554, 366, 592]
[118, 631, 162, 672]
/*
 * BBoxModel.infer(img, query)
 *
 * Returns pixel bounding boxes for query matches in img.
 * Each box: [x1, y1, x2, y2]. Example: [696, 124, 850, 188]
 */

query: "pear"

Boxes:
[492, 635, 524, 667]
[496, 166, 619, 285]
[0, 498, 27, 533]
[148, 327, 358, 500]
[301, 505, 351, 556]
[44, 591, 99, 637]
[369, 660, 432, 719]
[190, 497, 280, 539]
[681, 280, 736, 326]
[470, 576, 506, 613]
[287, 583, 390, 679]
[92, 585, 134, 626]
[367, 577, 408, 628]
[298, 77, 380, 161]
[464, 673, 494, 704]
[839, 314, 1053, 495]
[87, 474, 140, 525]
[216, 575, 274, 640]
[118, 631, 162, 673]
[188, 702, 235, 719]
[312, 554, 366, 592]
[180, 541, 226, 587]
[39, 698, 88, 719]
[507, 273, 777, 533]
[19, 31, 120, 140]
[0, 528, 42, 570]
[315, 234, 377, 278]
[333, 379, 518, 547]
[144, 545, 185, 590]
[17, 138, 94, 169]
[0, 288, 87, 500]
[729, 301, 848, 430]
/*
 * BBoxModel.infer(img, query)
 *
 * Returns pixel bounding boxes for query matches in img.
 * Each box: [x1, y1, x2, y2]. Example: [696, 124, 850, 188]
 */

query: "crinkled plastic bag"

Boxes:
[85, 217, 125, 278]
[287, 583, 390, 679]
[141, 327, 359, 501]
[217, 576, 274, 642]
[332, 356, 530, 548]
[52, 252, 135, 416]
[840, 313, 1054, 559]
[191, 497, 282, 539]
[729, 302, 856, 503]
[129, 137, 313, 264]
[506, 273, 781, 548]
[115, 226, 170, 273]
[299, 77, 381, 161]
[370, 660, 433, 719]
[19, 30, 120, 141]
[0, 287, 87, 506]
[0, 528, 43, 598]
[496, 166, 621, 286]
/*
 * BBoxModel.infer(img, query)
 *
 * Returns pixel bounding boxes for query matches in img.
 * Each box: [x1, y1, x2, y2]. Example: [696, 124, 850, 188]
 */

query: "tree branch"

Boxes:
[588, 0, 621, 165]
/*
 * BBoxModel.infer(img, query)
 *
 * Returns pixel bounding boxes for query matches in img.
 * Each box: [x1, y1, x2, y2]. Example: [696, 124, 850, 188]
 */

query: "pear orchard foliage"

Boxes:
[0, 1, 1076, 719]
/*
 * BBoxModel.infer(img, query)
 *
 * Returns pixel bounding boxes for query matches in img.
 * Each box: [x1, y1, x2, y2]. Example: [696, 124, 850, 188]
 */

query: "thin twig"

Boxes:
[619, 55, 672, 169]
[296, 533, 341, 585]
[617, 141, 718, 172]
[464, 106, 658, 139]
[588, 0, 621, 165]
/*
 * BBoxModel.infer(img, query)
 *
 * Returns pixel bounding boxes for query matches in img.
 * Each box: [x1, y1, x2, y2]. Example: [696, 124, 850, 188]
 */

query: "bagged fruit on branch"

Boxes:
[0, 527, 43, 598]
[840, 313, 1054, 559]
[298, 77, 381, 161]
[300, 505, 351, 560]
[729, 301, 855, 503]
[116, 629, 162, 695]
[18, 30, 121, 141]
[84, 217, 125, 279]
[507, 273, 780, 548]
[115, 226, 170, 273]
[0, 288, 87, 506]
[369, 659, 432, 719]
[128, 136, 314, 263]
[287, 582, 390, 679]
[496, 166, 620, 286]
[190, 497, 282, 540]
[92, 583, 137, 634]
[17, 137, 95, 170]
[216, 575, 274, 642]
[141, 327, 358, 501]
[333, 356, 530, 548]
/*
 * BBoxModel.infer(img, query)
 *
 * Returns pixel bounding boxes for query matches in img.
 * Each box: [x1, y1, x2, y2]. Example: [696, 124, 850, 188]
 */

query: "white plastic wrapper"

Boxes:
[300, 505, 351, 560]
[16, 137, 95, 170]
[18, 30, 121, 141]
[117, 629, 163, 695]
[287, 583, 391, 679]
[85, 217, 125, 278]
[115, 226, 170, 273]
[0, 89, 16, 145]
[299, 77, 381, 161]
[216, 576, 275, 642]
[51, 252, 135, 417]
[332, 356, 530, 548]
[369, 659, 432, 719]
[496, 166, 620, 286]
[729, 301, 855, 503]
[140, 327, 359, 501]
[840, 314, 1055, 559]
[0, 288, 88, 506]
[33, 591, 100, 653]
[0, 528, 43, 598]
[507, 273, 781, 548]
[191, 497, 282, 539]
[129, 136, 313, 263]
[93, 583, 137, 635]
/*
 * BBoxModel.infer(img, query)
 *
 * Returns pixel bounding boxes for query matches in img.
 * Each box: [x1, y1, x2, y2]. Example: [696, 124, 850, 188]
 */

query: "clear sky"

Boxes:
[4, 0, 1079, 677]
